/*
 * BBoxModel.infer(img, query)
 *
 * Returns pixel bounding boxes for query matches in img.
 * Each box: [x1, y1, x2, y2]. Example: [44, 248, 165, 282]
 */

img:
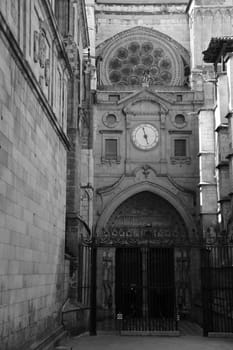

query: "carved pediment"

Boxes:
[120, 88, 169, 115]
[126, 100, 160, 115]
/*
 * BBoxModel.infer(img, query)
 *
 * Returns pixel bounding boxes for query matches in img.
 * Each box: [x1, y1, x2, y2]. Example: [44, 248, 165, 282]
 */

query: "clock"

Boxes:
[132, 123, 159, 150]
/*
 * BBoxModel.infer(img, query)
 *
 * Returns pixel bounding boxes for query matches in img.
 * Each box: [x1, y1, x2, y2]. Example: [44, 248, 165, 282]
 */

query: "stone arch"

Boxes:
[95, 182, 196, 238]
[96, 26, 190, 87]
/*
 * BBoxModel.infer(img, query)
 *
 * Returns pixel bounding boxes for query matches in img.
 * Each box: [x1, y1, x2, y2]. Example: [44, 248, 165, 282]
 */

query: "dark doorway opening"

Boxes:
[147, 247, 175, 318]
[115, 247, 176, 331]
[115, 248, 142, 318]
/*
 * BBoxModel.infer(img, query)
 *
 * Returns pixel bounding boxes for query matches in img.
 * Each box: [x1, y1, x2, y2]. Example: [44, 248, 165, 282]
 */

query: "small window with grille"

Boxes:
[105, 139, 118, 160]
[174, 139, 186, 157]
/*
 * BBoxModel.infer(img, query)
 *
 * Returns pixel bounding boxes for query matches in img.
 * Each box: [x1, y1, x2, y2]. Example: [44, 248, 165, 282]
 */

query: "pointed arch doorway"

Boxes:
[94, 191, 199, 334]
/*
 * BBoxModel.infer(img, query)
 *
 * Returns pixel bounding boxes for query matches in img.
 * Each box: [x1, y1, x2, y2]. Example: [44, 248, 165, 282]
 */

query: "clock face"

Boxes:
[132, 124, 159, 150]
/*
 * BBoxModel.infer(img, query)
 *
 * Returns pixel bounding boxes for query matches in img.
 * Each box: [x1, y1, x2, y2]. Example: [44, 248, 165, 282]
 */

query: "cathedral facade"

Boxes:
[0, 0, 233, 348]
[90, 0, 233, 337]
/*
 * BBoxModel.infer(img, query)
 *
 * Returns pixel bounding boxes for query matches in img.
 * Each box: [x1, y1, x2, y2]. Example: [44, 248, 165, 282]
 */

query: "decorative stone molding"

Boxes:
[120, 88, 169, 115]
[171, 113, 188, 129]
[95, 181, 197, 237]
[170, 156, 191, 165]
[102, 112, 121, 128]
[133, 165, 158, 181]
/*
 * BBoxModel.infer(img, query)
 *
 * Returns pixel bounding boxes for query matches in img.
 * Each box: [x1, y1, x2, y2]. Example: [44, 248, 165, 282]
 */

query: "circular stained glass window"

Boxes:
[117, 47, 128, 60]
[150, 66, 159, 76]
[109, 70, 121, 83]
[153, 48, 164, 58]
[109, 58, 122, 70]
[121, 66, 132, 75]
[160, 71, 172, 83]
[134, 65, 146, 76]
[159, 58, 172, 70]
[128, 55, 140, 66]
[141, 42, 153, 55]
[141, 55, 154, 67]
[128, 41, 140, 53]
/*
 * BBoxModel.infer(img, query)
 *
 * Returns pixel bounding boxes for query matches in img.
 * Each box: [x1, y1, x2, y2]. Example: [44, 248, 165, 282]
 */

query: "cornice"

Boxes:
[96, 1, 188, 13]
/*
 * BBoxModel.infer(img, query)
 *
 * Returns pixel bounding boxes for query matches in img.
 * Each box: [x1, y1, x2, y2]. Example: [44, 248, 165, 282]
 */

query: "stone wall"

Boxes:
[0, 2, 70, 349]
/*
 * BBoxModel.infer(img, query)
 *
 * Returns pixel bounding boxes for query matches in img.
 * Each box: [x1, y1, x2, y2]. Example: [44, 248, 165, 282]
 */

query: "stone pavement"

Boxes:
[56, 333, 233, 350]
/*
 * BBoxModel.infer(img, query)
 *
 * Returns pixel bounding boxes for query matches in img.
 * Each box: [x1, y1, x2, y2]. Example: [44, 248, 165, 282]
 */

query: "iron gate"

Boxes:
[80, 229, 201, 335]
[115, 247, 176, 332]
[201, 244, 233, 336]
[79, 232, 233, 336]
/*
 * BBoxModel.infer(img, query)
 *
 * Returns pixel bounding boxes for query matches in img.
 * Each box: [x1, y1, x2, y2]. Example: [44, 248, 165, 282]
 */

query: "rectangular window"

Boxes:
[174, 139, 186, 157]
[105, 139, 117, 160]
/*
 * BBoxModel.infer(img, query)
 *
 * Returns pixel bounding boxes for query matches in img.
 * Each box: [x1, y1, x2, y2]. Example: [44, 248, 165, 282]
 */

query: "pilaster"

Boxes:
[198, 79, 218, 232]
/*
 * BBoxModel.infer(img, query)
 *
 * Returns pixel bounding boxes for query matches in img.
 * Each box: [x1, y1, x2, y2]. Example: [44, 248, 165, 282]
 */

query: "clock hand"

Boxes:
[142, 127, 149, 144]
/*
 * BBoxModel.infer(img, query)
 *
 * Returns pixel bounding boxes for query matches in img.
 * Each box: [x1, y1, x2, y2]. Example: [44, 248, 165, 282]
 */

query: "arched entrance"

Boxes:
[106, 191, 187, 234]
[93, 191, 200, 334]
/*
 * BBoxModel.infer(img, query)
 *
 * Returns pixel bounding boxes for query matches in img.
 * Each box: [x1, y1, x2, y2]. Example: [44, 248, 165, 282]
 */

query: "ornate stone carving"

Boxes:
[39, 30, 47, 68]
[102, 112, 120, 128]
[102, 250, 113, 309]
[33, 31, 39, 63]
[44, 59, 50, 86]
[39, 75, 44, 87]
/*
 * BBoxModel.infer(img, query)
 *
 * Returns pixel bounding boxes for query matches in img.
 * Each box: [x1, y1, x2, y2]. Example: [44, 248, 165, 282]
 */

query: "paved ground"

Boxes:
[56, 333, 233, 350]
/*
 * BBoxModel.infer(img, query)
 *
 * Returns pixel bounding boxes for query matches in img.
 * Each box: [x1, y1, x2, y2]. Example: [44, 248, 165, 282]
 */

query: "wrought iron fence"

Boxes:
[79, 230, 233, 336]
[201, 244, 233, 336]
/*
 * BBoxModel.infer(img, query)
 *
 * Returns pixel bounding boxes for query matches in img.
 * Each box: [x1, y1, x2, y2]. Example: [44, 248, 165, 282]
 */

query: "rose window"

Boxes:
[107, 40, 176, 86]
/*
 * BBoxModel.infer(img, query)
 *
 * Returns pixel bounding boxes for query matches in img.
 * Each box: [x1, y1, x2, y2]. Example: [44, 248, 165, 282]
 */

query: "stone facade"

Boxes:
[93, 1, 200, 237]
[0, 0, 90, 349]
[91, 0, 233, 327]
